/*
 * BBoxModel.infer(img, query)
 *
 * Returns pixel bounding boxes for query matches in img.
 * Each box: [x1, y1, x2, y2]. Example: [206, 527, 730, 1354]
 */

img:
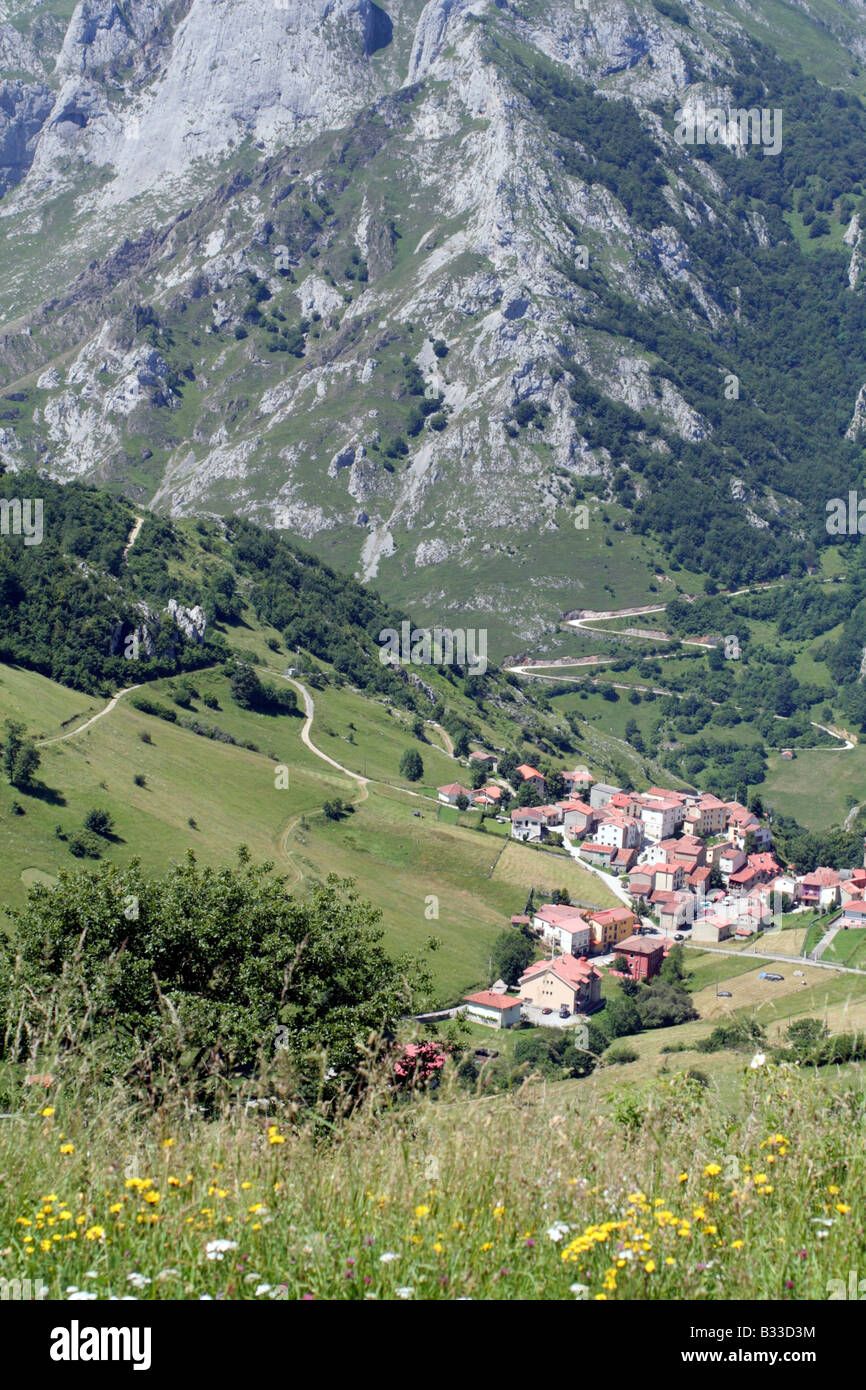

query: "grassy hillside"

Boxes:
[0, 659, 617, 1001]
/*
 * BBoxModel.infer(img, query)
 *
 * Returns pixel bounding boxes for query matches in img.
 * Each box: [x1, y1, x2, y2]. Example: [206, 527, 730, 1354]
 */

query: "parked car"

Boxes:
[717, 990, 732, 998]
[559, 1005, 570, 1019]
[542, 1007, 553, 1015]
[674, 933, 684, 941]
[758, 972, 784, 982]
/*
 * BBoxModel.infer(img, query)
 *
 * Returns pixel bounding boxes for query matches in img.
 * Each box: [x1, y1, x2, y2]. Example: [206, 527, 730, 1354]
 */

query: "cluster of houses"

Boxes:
[447, 760, 866, 1030]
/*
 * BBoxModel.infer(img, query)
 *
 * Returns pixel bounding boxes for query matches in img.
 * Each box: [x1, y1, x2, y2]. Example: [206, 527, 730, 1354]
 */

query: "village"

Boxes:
[436, 760, 866, 1033]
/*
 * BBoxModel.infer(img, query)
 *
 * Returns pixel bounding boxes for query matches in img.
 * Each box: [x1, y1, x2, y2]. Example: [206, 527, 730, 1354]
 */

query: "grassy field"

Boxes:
[763, 744, 866, 832]
[1, 1029, 863, 1301]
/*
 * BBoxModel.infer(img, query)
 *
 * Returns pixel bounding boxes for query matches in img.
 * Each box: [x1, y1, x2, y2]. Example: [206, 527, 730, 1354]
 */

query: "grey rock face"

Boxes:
[166, 597, 207, 643]
[0, 81, 54, 195]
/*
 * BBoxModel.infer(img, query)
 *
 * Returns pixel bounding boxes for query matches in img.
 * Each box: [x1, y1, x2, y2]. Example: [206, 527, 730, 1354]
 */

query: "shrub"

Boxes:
[399, 749, 424, 782]
[83, 807, 114, 837]
[605, 1042, 639, 1065]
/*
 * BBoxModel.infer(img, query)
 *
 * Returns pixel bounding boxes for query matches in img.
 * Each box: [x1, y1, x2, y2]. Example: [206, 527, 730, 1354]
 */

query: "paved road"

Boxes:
[683, 941, 866, 976]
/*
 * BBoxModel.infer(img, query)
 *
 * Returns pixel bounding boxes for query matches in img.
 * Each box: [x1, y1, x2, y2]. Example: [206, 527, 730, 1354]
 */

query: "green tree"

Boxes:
[84, 807, 114, 837]
[1, 720, 40, 788]
[0, 859, 430, 1108]
[659, 943, 687, 983]
[490, 929, 535, 987]
[230, 663, 264, 710]
[399, 749, 424, 782]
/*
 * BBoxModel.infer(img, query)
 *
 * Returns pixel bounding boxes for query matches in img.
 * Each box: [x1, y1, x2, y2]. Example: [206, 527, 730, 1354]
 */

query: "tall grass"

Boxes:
[1, 1040, 863, 1300]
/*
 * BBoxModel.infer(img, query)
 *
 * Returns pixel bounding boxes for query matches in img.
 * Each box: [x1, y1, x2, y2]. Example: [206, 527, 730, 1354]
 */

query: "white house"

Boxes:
[532, 904, 592, 956]
[462, 991, 524, 1029]
[640, 798, 685, 843]
[437, 782, 472, 805]
[593, 812, 643, 850]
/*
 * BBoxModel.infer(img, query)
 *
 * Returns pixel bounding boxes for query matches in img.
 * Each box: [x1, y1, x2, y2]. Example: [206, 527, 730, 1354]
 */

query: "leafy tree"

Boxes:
[0, 860, 430, 1108]
[659, 943, 687, 983]
[230, 663, 264, 710]
[84, 807, 114, 837]
[490, 929, 535, 987]
[455, 794, 470, 811]
[1, 720, 40, 789]
[453, 731, 471, 759]
[399, 749, 424, 782]
[515, 780, 541, 807]
[601, 991, 642, 1039]
[636, 978, 698, 1029]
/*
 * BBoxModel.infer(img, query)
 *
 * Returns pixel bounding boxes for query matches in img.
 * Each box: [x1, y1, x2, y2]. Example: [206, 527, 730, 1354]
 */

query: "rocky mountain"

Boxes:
[4, 0, 866, 654]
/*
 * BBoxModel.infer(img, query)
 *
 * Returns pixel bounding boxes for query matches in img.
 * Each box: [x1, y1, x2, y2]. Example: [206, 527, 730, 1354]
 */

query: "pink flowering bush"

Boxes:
[392, 1040, 449, 1090]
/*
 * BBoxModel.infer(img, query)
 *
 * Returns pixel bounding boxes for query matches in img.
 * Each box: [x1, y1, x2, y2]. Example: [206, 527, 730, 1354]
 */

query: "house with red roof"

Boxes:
[688, 864, 712, 898]
[640, 798, 686, 843]
[562, 768, 594, 795]
[683, 793, 728, 837]
[437, 782, 473, 805]
[611, 935, 665, 981]
[841, 869, 866, 903]
[629, 862, 661, 897]
[841, 900, 866, 927]
[659, 836, 706, 869]
[593, 811, 643, 850]
[746, 851, 781, 883]
[799, 867, 842, 909]
[516, 764, 546, 794]
[518, 954, 602, 1015]
[726, 803, 772, 849]
[586, 906, 637, 953]
[650, 889, 695, 932]
[692, 912, 732, 944]
[579, 841, 617, 868]
[463, 991, 524, 1029]
[557, 800, 596, 836]
[469, 750, 498, 771]
[717, 844, 747, 882]
[532, 904, 592, 956]
[510, 807, 546, 842]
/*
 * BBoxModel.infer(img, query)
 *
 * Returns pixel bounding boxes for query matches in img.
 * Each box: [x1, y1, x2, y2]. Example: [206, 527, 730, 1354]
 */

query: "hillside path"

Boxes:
[122, 516, 145, 562]
[280, 675, 370, 794]
[35, 685, 142, 747]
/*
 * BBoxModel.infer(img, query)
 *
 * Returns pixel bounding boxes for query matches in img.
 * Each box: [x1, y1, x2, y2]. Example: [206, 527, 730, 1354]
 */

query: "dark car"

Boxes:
[717, 990, 732, 998]
[559, 1006, 570, 1019]
[674, 933, 684, 941]
[759, 971, 784, 982]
